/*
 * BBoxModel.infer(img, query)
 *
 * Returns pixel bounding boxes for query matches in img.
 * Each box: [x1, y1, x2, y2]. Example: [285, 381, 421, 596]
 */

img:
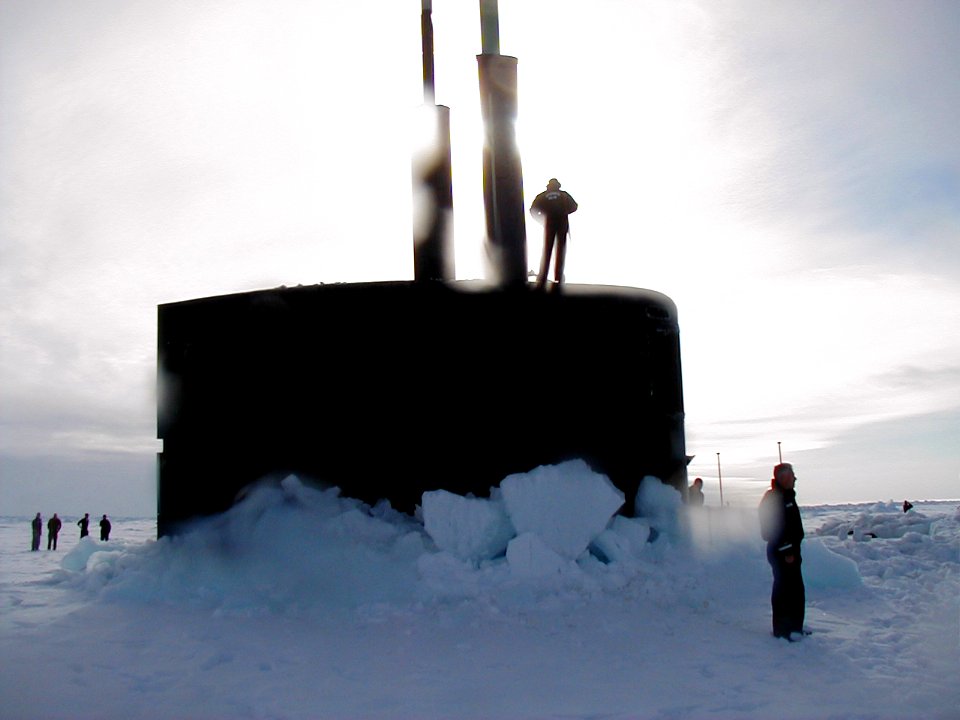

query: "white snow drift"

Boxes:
[1, 461, 957, 720]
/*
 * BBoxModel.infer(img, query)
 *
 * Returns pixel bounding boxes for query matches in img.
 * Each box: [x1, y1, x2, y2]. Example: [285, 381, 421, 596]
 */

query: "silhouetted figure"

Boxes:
[47, 514, 62, 550]
[759, 463, 806, 641]
[687, 478, 704, 506]
[78, 513, 90, 539]
[530, 178, 578, 289]
[99, 514, 112, 541]
[902, 500, 913, 513]
[31, 514, 42, 551]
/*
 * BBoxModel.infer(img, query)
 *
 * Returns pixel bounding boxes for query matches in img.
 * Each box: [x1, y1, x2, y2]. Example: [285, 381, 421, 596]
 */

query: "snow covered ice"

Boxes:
[499, 459, 625, 560]
[1, 463, 958, 719]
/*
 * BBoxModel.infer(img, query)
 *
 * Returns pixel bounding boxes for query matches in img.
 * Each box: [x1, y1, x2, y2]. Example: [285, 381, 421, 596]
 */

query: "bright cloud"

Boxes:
[1, 0, 958, 512]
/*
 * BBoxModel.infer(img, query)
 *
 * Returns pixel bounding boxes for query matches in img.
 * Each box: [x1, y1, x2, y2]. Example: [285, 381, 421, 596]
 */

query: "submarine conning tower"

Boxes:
[156, 1, 687, 536]
[157, 282, 686, 536]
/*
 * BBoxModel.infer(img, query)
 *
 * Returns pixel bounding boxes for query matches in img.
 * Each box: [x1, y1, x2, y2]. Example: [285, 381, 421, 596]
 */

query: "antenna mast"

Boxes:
[412, 0, 454, 282]
[477, 0, 527, 286]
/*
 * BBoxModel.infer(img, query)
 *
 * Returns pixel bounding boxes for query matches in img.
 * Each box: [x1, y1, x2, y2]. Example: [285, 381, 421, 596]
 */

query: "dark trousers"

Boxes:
[768, 549, 805, 637]
[47, 534, 58, 550]
[536, 222, 568, 288]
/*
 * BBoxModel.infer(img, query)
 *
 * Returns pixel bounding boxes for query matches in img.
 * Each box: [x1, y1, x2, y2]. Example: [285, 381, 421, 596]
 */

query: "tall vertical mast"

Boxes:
[412, 0, 454, 282]
[477, 0, 527, 286]
[421, 0, 436, 102]
[479, 0, 500, 55]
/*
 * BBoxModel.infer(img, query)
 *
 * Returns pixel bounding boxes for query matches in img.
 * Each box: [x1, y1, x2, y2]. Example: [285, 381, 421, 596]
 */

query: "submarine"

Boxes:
[156, 0, 687, 536]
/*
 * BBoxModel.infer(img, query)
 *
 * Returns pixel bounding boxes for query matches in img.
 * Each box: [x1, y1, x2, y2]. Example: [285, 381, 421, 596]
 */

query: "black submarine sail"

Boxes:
[156, 1, 686, 536]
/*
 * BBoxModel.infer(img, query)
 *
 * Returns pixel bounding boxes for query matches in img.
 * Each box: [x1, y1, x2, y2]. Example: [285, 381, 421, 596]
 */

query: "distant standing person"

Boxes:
[759, 463, 806, 641]
[530, 178, 578, 289]
[31, 513, 43, 551]
[78, 513, 90, 539]
[47, 514, 62, 550]
[99, 514, 112, 541]
[687, 478, 705, 506]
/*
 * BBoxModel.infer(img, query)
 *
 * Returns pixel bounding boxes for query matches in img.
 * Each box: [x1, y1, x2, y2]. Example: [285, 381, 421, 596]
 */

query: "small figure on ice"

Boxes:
[530, 178, 578, 290]
[687, 477, 704, 506]
[47, 513, 62, 550]
[78, 513, 90, 539]
[99, 514, 112, 541]
[31, 513, 42, 551]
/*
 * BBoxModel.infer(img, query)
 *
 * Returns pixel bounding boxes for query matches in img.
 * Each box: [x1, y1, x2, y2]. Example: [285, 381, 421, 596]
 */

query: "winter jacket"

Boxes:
[530, 189, 578, 229]
[759, 482, 804, 560]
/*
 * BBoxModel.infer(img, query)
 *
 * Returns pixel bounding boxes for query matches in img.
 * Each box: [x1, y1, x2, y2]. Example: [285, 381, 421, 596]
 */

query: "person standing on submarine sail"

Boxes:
[530, 178, 578, 289]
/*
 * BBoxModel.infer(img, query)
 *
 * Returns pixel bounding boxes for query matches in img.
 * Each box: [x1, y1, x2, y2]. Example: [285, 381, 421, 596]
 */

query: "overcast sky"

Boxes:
[1, 0, 958, 516]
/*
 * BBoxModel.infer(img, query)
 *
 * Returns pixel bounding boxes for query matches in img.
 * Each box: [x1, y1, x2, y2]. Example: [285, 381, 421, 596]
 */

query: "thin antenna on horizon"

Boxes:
[716, 452, 724, 507]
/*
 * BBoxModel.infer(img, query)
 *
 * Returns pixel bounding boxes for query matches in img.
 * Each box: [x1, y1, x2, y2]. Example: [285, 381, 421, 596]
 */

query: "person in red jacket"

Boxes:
[759, 463, 806, 640]
[530, 178, 578, 290]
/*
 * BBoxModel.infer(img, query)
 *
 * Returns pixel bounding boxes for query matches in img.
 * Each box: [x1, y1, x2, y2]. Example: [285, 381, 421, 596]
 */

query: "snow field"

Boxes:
[1, 462, 957, 719]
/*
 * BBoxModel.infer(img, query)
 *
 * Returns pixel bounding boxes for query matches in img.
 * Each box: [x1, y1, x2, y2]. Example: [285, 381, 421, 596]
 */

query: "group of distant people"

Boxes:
[30, 512, 111, 551]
